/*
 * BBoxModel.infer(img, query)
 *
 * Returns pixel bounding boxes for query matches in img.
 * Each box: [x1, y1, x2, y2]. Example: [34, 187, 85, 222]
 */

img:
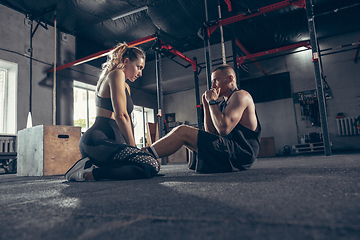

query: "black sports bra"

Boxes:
[96, 88, 134, 114]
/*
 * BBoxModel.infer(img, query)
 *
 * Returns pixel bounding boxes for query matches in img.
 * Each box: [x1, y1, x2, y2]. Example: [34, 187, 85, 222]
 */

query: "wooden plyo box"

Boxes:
[17, 125, 82, 176]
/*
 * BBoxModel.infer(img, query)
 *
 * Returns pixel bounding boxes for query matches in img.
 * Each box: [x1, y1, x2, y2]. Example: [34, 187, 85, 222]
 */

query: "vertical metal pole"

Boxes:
[230, 4, 240, 87]
[305, 0, 331, 156]
[231, 30, 240, 88]
[204, 35, 212, 90]
[53, 11, 57, 125]
[86, 90, 90, 129]
[218, 1, 226, 65]
[27, 18, 33, 128]
[204, 0, 212, 89]
[193, 57, 202, 172]
[29, 19, 33, 116]
[155, 50, 167, 164]
[142, 106, 146, 148]
[193, 58, 202, 130]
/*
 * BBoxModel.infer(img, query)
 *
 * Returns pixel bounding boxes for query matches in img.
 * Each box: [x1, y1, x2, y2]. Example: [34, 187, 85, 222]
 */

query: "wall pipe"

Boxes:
[53, 11, 57, 125]
[27, 19, 33, 128]
[26, 16, 49, 128]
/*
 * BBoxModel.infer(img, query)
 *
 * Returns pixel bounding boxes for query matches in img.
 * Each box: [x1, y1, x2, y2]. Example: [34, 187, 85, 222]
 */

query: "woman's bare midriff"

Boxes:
[96, 107, 116, 120]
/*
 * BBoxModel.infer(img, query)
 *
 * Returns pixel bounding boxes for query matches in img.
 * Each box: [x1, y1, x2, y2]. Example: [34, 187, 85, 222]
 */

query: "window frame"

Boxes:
[0, 68, 8, 133]
[72, 81, 155, 146]
[0, 59, 17, 134]
[73, 81, 96, 132]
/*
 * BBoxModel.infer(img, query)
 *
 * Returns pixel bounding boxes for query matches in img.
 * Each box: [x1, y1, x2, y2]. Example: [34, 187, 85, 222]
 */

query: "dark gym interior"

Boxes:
[0, 0, 359, 239]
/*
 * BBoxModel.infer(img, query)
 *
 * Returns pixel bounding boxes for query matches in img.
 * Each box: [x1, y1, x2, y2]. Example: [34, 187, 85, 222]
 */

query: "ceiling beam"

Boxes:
[207, 0, 306, 37]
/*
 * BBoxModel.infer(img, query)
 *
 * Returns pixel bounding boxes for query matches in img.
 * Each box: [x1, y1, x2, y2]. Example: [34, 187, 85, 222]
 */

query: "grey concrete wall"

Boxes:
[318, 32, 360, 150]
[1, 5, 32, 131]
[163, 85, 207, 125]
[0, 5, 79, 130]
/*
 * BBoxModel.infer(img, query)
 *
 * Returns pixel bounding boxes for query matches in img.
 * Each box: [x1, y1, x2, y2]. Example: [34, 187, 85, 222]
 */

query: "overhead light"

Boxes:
[112, 6, 148, 21]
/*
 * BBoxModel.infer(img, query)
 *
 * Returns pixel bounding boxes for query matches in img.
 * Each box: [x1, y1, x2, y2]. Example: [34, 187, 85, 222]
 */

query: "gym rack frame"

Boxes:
[202, 0, 331, 155]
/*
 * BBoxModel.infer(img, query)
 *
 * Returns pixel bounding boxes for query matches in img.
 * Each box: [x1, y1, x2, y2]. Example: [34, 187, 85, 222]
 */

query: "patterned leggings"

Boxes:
[79, 117, 160, 180]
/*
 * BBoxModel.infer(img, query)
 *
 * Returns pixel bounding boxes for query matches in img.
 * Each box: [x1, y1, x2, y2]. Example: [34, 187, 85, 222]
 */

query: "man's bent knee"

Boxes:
[171, 125, 189, 134]
[173, 125, 198, 150]
[173, 125, 196, 136]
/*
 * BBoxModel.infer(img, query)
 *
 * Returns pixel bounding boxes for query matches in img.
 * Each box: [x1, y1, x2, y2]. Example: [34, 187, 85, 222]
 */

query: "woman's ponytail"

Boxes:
[97, 42, 145, 92]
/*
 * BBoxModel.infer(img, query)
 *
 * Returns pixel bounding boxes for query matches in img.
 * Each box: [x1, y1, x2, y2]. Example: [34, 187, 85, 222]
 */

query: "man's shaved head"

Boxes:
[212, 64, 236, 82]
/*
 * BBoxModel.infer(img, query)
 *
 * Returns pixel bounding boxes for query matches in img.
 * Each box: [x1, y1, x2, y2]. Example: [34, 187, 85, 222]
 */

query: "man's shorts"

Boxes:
[194, 130, 254, 173]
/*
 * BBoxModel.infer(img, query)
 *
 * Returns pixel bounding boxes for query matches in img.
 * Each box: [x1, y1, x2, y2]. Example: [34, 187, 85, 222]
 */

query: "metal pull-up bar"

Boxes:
[236, 40, 311, 66]
[47, 35, 156, 73]
[235, 39, 268, 76]
[207, 0, 306, 37]
[160, 41, 197, 72]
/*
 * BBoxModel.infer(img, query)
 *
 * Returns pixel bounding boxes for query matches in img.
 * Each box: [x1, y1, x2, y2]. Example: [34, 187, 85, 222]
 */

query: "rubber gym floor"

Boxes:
[0, 152, 359, 240]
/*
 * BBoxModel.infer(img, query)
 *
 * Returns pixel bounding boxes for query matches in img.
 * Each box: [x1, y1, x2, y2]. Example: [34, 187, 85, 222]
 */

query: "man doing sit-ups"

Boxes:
[144, 64, 261, 173]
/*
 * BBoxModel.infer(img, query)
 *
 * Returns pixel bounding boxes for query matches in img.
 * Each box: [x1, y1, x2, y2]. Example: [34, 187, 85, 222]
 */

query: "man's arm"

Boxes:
[202, 94, 217, 134]
[208, 90, 250, 136]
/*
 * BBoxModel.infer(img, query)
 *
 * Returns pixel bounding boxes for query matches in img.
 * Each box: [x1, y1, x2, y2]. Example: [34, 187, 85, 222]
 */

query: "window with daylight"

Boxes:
[0, 68, 6, 132]
[132, 106, 154, 148]
[73, 81, 96, 133]
[73, 81, 154, 146]
[0, 60, 17, 134]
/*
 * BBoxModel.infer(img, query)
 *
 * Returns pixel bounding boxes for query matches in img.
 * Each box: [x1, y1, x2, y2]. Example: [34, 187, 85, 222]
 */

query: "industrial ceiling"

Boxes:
[1, 0, 360, 93]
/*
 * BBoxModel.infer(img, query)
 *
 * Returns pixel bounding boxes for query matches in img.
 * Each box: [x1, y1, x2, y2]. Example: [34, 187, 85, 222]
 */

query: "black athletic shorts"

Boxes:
[195, 130, 255, 173]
